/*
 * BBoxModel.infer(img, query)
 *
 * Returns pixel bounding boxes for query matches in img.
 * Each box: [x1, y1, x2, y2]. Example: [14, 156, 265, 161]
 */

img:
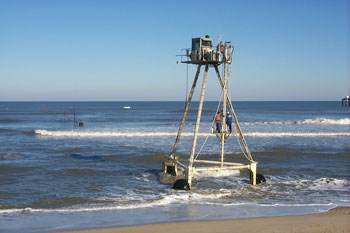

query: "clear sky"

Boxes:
[0, 0, 349, 101]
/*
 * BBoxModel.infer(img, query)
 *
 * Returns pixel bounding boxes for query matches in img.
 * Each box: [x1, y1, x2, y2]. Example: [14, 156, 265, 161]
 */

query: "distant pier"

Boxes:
[342, 96, 350, 107]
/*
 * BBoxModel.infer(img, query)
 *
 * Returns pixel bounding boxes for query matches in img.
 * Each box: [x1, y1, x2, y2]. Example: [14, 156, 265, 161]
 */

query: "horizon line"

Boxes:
[0, 100, 345, 102]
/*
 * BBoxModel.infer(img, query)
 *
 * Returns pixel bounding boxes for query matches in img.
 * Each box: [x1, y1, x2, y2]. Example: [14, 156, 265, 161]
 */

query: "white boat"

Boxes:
[123, 106, 131, 110]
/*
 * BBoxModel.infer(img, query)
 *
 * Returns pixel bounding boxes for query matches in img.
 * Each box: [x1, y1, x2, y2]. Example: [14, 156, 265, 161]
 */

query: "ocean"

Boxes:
[0, 101, 349, 233]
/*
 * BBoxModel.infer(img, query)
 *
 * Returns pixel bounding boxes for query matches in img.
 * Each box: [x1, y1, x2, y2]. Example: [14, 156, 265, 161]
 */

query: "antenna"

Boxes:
[185, 63, 189, 102]
[217, 34, 222, 45]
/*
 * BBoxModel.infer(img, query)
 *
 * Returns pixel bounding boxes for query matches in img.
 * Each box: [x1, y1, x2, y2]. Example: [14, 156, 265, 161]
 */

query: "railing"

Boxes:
[177, 46, 233, 64]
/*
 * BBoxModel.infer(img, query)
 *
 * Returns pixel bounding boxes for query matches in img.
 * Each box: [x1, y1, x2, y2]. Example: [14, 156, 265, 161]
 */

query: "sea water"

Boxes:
[0, 101, 349, 232]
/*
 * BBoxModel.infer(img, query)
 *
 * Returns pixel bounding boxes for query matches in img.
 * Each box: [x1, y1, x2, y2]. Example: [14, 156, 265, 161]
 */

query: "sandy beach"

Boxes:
[52, 207, 350, 233]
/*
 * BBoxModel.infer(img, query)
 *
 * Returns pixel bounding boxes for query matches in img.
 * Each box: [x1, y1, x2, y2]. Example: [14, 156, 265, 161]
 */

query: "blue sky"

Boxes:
[0, 0, 349, 101]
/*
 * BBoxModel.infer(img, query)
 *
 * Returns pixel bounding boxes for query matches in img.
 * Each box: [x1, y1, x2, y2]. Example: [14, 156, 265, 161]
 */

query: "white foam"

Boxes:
[298, 118, 350, 125]
[284, 178, 349, 191]
[245, 132, 350, 137]
[244, 118, 350, 126]
[35, 129, 198, 138]
[259, 203, 334, 207]
[194, 170, 240, 179]
[0, 197, 176, 215]
[0, 191, 232, 215]
[310, 178, 350, 190]
[34, 129, 350, 138]
[0, 200, 337, 215]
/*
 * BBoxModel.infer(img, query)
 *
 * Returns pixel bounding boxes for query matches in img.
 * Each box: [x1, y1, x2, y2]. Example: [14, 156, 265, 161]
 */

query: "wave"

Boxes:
[0, 153, 24, 160]
[298, 118, 350, 125]
[0, 175, 348, 215]
[0, 128, 12, 133]
[0, 165, 31, 172]
[34, 129, 350, 138]
[258, 203, 334, 207]
[0, 119, 21, 123]
[0, 128, 21, 133]
[245, 132, 350, 137]
[35, 129, 181, 138]
[283, 178, 350, 191]
[0, 196, 337, 215]
[0, 194, 185, 215]
[244, 118, 350, 126]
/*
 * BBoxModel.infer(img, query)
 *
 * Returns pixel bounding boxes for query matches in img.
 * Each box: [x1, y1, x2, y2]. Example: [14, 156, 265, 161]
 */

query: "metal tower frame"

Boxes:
[162, 36, 259, 189]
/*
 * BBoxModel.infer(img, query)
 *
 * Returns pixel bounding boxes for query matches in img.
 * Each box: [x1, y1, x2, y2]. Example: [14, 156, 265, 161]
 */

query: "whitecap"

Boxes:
[34, 129, 350, 138]
[243, 118, 350, 126]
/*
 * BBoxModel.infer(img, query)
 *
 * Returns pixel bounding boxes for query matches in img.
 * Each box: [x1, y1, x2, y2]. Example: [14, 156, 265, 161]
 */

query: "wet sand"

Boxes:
[52, 207, 350, 233]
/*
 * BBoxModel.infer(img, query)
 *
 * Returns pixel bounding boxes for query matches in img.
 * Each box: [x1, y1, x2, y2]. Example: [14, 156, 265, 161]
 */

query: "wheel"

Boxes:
[173, 179, 190, 190]
[256, 173, 266, 184]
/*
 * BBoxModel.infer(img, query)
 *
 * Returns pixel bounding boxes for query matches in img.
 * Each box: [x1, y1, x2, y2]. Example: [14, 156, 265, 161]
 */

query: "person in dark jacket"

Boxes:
[226, 112, 233, 133]
[215, 111, 221, 133]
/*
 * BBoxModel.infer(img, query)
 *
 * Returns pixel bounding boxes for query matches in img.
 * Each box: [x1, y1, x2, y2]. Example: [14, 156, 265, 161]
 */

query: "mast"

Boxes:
[220, 46, 227, 167]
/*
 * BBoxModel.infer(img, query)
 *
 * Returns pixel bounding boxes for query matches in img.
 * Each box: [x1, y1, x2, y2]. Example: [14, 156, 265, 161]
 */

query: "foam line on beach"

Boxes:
[0, 201, 335, 215]
[34, 129, 350, 138]
[259, 203, 335, 207]
[3, 175, 347, 216]
[0, 192, 225, 215]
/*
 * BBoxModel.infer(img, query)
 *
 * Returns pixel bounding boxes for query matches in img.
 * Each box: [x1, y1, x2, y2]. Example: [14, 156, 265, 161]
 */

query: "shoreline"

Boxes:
[51, 207, 350, 233]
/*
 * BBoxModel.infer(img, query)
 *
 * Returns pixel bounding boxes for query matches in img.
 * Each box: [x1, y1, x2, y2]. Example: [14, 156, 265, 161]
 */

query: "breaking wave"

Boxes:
[0, 191, 233, 215]
[244, 118, 350, 126]
[245, 132, 350, 137]
[34, 129, 350, 138]
[0, 195, 337, 215]
[298, 118, 350, 125]
[35, 129, 181, 138]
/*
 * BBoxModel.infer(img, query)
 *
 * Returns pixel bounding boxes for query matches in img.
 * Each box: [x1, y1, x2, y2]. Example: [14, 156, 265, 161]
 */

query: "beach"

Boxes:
[52, 207, 350, 233]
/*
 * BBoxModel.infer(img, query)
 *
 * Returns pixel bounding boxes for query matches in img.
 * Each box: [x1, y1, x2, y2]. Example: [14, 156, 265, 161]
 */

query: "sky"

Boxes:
[0, 0, 349, 101]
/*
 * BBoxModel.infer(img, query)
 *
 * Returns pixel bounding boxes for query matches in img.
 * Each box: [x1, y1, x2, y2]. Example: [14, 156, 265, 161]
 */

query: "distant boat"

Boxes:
[123, 106, 131, 110]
